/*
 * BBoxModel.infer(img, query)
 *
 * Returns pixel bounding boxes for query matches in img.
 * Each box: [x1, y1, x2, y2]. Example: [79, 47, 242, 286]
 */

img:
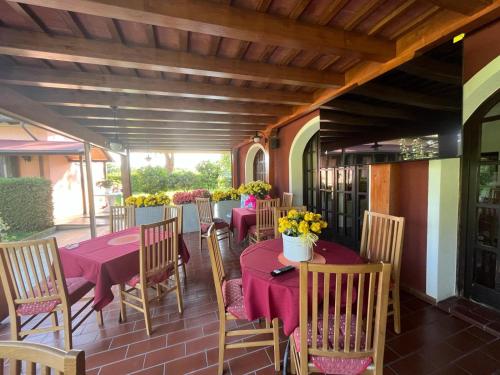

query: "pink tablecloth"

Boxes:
[240, 239, 364, 335]
[230, 208, 256, 242]
[59, 227, 190, 310]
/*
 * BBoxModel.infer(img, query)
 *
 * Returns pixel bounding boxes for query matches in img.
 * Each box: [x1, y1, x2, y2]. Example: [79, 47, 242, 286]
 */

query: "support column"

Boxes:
[84, 143, 97, 238]
[79, 155, 87, 215]
[121, 149, 132, 200]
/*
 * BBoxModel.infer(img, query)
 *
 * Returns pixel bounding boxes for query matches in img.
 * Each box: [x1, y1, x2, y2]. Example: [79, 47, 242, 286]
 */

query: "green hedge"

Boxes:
[0, 177, 54, 231]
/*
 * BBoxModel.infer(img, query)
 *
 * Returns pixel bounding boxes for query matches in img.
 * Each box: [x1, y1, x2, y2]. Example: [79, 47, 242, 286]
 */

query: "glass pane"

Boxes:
[327, 170, 334, 189]
[481, 121, 500, 156]
[478, 164, 500, 204]
[345, 193, 353, 215]
[359, 167, 369, 193]
[474, 249, 497, 289]
[477, 207, 498, 247]
[345, 169, 353, 191]
[337, 193, 345, 214]
[337, 170, 345, 191]
[345, 216, 353, 237]
[320, 170, 327, 190]
[359, 194, 368, 217]
[337, 215, 345, 233]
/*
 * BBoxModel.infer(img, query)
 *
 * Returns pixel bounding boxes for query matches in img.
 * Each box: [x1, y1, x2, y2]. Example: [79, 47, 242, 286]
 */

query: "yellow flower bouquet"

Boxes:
[125, 192, 171, 208]
[279, 210, 327, 261]
[238, 180, 272, 199]
[211, 188, 240, 202]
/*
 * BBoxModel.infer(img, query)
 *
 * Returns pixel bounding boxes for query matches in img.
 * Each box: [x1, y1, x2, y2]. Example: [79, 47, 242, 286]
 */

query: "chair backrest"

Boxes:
[109, 205, 136, 233]
[195, 198, 213, 226]
[282, 192, 293, 207]
[205, 225, 226, 316]
[359, 210, 405, 284]
[0, 238, 69, 317]
[273, 206, 307, 238]
[255, 198, 280, 235]
[0, 341, 85, 375]
[298, 262, 391, 374]
[163, 205, 183, 234]
[139, 218, 178, 284]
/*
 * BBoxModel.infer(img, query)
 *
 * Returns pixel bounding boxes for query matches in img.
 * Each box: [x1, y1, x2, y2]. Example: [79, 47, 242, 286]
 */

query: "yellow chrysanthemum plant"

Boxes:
[211, 188, 240, 202]
[125, 192, 171, 208]
[238, 180, 272, 199]
[278, 209, 328, 249]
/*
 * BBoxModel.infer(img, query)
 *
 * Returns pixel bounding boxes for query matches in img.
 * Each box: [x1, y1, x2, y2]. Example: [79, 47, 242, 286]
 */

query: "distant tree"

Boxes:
[217, 153, 232, 188]
[167, 170, 200, 191]
[131, 166, 168, 194]
[196, 160, 221, 191]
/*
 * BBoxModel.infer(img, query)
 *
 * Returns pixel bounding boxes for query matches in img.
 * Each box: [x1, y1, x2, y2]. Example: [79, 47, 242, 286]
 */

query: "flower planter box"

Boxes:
[214, 200, 240, 224]
[282, 234, 312, 262]
[135, 206, 164, 226]
[181, 203, 200, 233]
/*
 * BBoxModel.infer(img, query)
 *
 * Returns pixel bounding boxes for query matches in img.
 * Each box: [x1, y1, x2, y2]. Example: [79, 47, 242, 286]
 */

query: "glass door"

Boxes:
[465, 111, 500, 309]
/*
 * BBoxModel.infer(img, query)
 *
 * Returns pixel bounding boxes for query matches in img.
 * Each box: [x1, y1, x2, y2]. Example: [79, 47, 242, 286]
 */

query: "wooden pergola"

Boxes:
[0, 0, 498, 153]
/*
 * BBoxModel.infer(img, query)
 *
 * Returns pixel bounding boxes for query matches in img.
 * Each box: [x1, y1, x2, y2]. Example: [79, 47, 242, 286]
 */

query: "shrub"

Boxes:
[0, 177, 53, 231]
[132, 166, 169, 194]
[125, 192, 170, 208]
[166, 170, 200, 191]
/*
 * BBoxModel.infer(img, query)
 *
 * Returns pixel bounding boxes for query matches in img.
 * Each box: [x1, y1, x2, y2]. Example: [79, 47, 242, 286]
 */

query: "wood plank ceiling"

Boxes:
[0, 0, 497, 151]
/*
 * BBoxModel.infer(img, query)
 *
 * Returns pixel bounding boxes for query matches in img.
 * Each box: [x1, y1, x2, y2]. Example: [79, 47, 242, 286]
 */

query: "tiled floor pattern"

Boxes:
[1, 232, 500, 374]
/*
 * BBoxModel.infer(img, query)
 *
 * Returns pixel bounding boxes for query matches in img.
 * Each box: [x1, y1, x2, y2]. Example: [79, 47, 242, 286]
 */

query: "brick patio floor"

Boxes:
[1, 231, 500, 374]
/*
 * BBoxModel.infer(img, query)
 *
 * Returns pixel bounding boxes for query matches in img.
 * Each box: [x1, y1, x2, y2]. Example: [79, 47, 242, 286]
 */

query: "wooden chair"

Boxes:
[0, 238, 102, 351]
[109, 205, 136, 232]
[118, 218, 183, 335]
[274, 206, 307, 239]
[163, 205, 187, 279]
[248, 198, 280, 243]
[282, 192, 294, 207]
[360, 210, 405, 334]
[195, 197, 230, 251]
[0, 341, 85, 375]
[290, 262, 392, 375]
[206, 225, 280, 375]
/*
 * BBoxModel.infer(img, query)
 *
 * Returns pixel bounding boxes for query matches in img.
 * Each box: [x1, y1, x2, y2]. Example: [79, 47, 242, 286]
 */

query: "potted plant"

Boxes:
[172, 189, 210, 233]
[212, 188, 240, 223]
[125, 192, 170, 225]
[238, 181, 272, 208]
[278, 209, 327, 262]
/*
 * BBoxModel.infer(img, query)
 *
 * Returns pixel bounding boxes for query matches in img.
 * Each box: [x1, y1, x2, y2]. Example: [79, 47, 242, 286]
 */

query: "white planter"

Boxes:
[181, 203, 200, 233]
[135, 206, 164, 225]
[214, 200, 240, 223]
[283, 234, 312, 262]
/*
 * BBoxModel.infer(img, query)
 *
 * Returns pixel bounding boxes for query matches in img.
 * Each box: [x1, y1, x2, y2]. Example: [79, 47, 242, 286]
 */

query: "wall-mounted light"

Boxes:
[252, 132, 262, 143]
[22, 156, 32, 162]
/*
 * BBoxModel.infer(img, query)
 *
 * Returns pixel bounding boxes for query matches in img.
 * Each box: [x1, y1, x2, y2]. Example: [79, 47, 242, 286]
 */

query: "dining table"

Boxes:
[240, 238, 364, 336]
[59, 227, 190, 310]
[230, 207, 256, 242]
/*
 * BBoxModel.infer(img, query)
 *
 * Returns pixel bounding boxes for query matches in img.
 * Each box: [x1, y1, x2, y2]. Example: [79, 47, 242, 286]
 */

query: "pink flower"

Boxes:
[244, 194, 256, 208]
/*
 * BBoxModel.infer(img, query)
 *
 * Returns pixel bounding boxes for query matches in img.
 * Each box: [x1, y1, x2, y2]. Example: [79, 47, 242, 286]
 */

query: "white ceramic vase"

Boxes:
[282, 234, 312, 262]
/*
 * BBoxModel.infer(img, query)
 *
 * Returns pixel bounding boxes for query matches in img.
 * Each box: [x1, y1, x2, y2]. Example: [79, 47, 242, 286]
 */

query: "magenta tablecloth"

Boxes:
[59, 227, 190, 310]
[240, 239, 364, 335]
[230, 208, 256, 242]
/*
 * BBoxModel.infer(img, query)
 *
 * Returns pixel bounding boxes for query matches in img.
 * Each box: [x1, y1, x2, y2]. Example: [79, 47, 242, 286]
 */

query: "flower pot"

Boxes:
[282, 234, 312, 262]
[240, 194, 250, 208]
[214, 200, 240, 223]
[181, 203, 200, 233]
[135, 206, 164, 225]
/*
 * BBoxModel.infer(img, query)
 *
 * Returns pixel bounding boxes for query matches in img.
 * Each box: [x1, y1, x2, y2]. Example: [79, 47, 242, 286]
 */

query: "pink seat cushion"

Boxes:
[16, 277, 93, 316]
[248, 225, 274, 237]
[127, 268, 171, 288]
[221, 278, 247, 320]
[200, 218, 229, 234]
[292, 314, 372, 374]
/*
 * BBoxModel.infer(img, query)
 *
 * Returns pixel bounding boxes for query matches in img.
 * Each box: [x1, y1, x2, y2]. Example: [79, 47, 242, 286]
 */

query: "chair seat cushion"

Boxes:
[221, 278, 247, 320]
[200, 218, 229, 234]
[16, 277, 93, 316]
[292, 314, 372, 375]
[127, 268, 171, 288]
[248, 225, 274, 237]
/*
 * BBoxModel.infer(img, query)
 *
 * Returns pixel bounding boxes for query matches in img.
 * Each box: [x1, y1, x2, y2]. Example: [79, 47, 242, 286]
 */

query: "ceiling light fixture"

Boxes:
[108, 105, 124, 152]
[252, 132, 262, 143]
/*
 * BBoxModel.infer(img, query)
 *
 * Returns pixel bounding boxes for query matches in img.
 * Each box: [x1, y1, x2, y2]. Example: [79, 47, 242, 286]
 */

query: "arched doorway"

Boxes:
[289, 116, 320, 205]
[244, 143, 267, 183]
[462, 89, 500, 309]
[302, 131, 319, 212]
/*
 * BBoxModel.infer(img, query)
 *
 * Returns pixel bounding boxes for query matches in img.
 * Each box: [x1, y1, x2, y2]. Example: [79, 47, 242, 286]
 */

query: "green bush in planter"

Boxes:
[0, 177, 54, 231]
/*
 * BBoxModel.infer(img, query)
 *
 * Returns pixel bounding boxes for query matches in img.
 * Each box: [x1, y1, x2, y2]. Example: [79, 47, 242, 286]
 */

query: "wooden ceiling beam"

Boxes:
[353, 83, 460, 111]
[77, 118, 267, 129]
[320, 111, 396, 127]
[424, 0, 491, 15]
[0, 27, 343, 88]
[84, 123, 264, 132]
[0, 84, 108, 148]
[54, 107, 274, 124]
[19, 88, 291, 116]
[397, 56, 461, 85]
[0, 66, 311, 105]
[11, 0, 395, 62]
[320, 98, 418, 120]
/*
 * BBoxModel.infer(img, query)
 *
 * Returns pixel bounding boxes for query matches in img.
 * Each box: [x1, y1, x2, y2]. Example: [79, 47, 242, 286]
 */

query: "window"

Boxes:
[0, 156, 19, 177]
[253, 149, 266, 182]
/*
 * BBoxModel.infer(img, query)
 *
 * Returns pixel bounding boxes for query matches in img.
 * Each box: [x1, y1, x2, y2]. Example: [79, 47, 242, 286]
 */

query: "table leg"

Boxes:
[283, 339, 290, 375]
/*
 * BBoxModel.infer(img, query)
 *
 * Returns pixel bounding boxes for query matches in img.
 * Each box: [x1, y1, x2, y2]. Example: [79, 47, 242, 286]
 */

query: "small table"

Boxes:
[230, 207, 256, 242]
[240, 238, 364, 336]
[59, 227, 190, 310]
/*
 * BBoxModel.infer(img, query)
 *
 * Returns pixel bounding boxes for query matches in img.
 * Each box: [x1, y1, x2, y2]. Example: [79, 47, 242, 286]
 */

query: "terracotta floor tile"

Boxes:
[143, 343, 186, 368]
[167, 326, 204, 346]
[228, 349, 272, 375]
[188, 364, 222, 375]
[430, 364, 470, 375]
[482, 339, 500, 358]
[390, 353, 439, 375]
[186, 333, 220, 354]
[129, 364, 164, 375]
[86, 346, 127, 370]
[127, 336, 167, 357]
[455, 349, 500, 374]
[206, 346, 247, 366]
[446, 330, 486, 353]
[164, 352, 207, 374]
[417, 342, 464, 368]
[98, 354, 146, 375]
[465, 326, 498, 343]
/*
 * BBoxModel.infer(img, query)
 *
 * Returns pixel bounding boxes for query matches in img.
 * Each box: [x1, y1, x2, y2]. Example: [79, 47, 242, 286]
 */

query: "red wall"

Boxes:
[396, 161, 429, 293]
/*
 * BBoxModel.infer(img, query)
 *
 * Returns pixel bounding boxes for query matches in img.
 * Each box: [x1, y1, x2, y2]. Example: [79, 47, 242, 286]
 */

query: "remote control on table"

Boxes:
[271, 265, 295, 277]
